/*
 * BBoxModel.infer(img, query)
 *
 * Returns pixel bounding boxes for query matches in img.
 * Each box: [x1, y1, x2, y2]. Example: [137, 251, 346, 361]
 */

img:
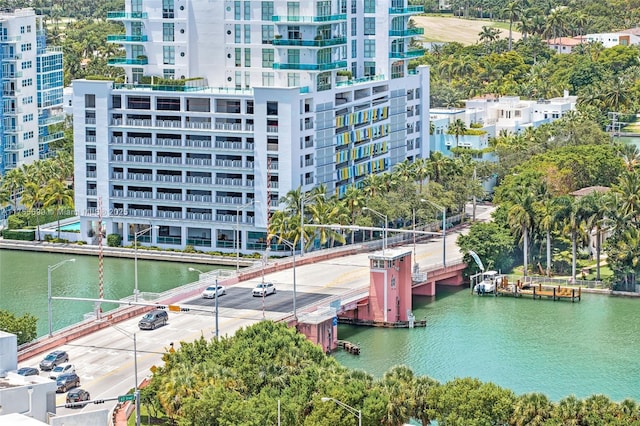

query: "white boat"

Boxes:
[473, 270, 502, 295]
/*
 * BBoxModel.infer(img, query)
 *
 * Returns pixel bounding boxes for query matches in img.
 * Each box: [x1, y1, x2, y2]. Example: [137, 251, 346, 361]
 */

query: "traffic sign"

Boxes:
[118, 394, 135, 402]
[168, 305, 181, 312]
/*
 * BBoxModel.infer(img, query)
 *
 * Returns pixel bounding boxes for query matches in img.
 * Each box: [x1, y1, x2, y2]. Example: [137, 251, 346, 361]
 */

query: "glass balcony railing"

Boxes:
[108, 57, 149, 65]
[273, 61, 347, 71]
[389, 49, 425, 59]
[389, 6, 424, 14]
[107, 11, 148, 19]
[389, 28, 424, 37]
[272, 37, 346, 47]
[107, 35, 148, 42]
[272, 14, 346, 23]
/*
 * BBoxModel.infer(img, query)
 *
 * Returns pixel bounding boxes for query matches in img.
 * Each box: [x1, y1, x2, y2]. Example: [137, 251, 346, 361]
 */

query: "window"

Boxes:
[287, 73, 300, 87]
[20, 26, 25, 34]
[163, 23, 174, 41]
[351, 0, 357, 13]
[351, 18, 357, 36]
[22, 96, 33, 105]
[163, 46, 175, 64]
[127, 96, 151, 110]
[21, 60, 32, 69]
[163, 69, 175, 79]
[351, 39, 357, 57]
[261, 25, 274, 44]
[372, 259, 385, 269]
[244, 24, 251, 43]
[26, 25, 31, 32]
[262, 72, 274, 86]
[23, 148, 34, 157]
[244, 48, 251, 67]
[261, 2, 274, 20]
[364, 40, 375, 58]
[316, 1, 331, 16]
[244, 1, 251, 19]
[163, 0, 174, 18]
[267, 101, 278, 115]
[364, 61, 375, 76]
[112, 95, 122, 109]
[21, 78, 33, 87]
[234, 1, 241, 20]
[157, 97, 181, 111]
[85, 94, 96, 108]
[287, 2, 300, 16]
[20, 43, 32, 52]
[23, 113, 33, 122]
[22, 131, 34, 140]
[364, 18, 375, 35]
[262, 49, 274, 67]
[235, 24, 241, 43]
[235, 48, 242, 67]
[364, 0, 375, 13]
[288, 49, 299, 64]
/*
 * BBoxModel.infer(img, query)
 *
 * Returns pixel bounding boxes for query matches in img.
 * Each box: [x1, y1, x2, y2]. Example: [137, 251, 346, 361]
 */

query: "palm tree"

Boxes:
[580, 191, 609, 281]
[381, 365, 415, 426]
[507, 188, 536, 277]
[20, 182, 45, 240]
[511, 392, 552, 426]
[504, 1, 523, 51]
[342, 186, 366, 244]
[562, 196, 586, 282]
[42, 178, 74, 239]
[411, 157, 430, 193]
[0, 167, 26, 214]
[413, 375, 439, 425]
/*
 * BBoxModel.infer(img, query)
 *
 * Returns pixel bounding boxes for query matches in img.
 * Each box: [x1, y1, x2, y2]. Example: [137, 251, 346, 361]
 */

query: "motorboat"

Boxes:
[473, 270, 502, 295]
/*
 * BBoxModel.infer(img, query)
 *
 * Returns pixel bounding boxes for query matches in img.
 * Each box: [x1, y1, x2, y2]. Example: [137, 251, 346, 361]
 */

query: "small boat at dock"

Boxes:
[473, 270, 504, 295]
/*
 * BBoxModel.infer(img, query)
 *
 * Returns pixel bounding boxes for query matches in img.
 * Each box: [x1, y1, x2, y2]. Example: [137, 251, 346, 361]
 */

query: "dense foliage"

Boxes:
[0, 309, 37, 345]
[145, 320, 640, 425]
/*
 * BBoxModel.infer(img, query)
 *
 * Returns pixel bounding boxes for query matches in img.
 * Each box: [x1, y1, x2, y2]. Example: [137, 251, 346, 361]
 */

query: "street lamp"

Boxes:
[134, 226, 157, 302]
[112, 325, 140, 426]
[321, 397, 362, 426]
[273, 236, 297, 320]
[363, 207, 388, 254]
[236, 200, 258, 272]
[189, 267, 219, 339]
[48, 258, 76, 337]
[421, 198, 447, 267]
[300, 193, 324, 256]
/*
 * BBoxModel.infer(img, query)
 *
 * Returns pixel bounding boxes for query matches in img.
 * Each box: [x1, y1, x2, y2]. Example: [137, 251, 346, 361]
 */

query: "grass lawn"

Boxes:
[127, 405, 171, 426]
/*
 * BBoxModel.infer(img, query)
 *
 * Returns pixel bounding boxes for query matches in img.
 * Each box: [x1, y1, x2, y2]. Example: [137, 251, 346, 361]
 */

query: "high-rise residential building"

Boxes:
[0, 8, 64, 175]
[73, 0, 430, 253]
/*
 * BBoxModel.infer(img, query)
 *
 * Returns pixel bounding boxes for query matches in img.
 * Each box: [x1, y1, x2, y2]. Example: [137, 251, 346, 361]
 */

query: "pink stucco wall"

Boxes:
[362, 251, 413, 323]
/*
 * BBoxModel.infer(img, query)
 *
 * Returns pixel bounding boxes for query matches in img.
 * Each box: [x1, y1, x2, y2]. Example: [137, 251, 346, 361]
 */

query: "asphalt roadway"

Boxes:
[18, 204, 494, 418]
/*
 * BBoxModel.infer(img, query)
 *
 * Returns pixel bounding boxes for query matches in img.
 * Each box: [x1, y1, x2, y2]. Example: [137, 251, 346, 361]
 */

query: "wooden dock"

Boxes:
[496, 281, 581, 302]
[337, 317, 427, 328]
[337, 340, 361, 355]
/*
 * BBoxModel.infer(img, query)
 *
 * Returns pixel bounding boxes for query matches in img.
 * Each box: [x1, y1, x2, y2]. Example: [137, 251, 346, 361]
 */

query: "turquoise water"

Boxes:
[58, 221, 81, 231]
[334, 286, 640, 402]
[0, 249, 227, 337]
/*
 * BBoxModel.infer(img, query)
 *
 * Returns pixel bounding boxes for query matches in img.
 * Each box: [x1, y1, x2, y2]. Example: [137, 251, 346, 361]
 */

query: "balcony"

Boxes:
[108, 57, 148, 65]
[107, 11, 148, 19]
[273, 61, 347, 71]
[389, 28, 424, 37]
[107, 35, 149, 42]
[272, 37, 346, 47]
[389, 49, 425, 59]
[186, 194, 212, 202]
[388, 6, 424, 14]
[1, 71, 22, 79]
[39, 132, 64, 144]
[272, 14, 346, 23]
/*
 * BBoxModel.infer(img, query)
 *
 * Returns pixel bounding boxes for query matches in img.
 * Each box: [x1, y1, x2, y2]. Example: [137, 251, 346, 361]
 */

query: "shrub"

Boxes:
[107, 233, 122, 247]
[2, 229, 35, 241]
[183, 245, 196, 253]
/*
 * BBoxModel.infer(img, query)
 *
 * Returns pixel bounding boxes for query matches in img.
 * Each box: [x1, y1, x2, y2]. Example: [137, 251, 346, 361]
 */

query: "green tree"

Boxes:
[0, 309, 37, 345]
[458, 221, 516, 273]
[42, 178, 74, 239]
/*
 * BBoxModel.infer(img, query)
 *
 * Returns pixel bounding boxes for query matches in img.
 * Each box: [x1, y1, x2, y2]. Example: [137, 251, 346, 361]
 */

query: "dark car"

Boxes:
[56, 372, 80, 393]
[138, 309, 168, 330]
[66, 388, 90, 407]
[39, 350, 69, 371]
[17, 367, 39, 376]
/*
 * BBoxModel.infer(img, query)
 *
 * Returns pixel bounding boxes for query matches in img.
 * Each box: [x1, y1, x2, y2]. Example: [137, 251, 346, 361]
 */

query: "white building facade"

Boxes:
[73, 0, 430, 252]
[0, 8, 64, 176]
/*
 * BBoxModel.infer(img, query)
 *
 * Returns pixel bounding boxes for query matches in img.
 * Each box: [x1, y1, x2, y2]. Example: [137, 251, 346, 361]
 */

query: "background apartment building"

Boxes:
[73, 0, 430, 253]
[0, 8, 64, 176]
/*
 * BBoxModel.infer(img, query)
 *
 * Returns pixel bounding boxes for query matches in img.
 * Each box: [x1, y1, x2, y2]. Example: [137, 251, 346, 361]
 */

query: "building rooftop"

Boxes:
[0, 413, 48, 425]
[0, 372, 51, 390]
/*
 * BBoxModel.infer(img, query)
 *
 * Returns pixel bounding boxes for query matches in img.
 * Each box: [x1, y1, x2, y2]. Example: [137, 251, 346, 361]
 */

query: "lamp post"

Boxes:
[363, 207, 387, 254]
[421, 199, 446, 267]
[112, 326, 140, 426]
[48, 258, 76, 337]
[134, 226, 156, 302]
[189, 267, 219, 339]
[236, 200, 258, 272]
[321, 397, 362, 426]
[300, 193, 324, 256]
[274, 236, 297, 320]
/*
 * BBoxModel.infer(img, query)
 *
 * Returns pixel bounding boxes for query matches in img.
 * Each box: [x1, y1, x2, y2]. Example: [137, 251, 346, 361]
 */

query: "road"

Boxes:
[18, 203, 494, 418]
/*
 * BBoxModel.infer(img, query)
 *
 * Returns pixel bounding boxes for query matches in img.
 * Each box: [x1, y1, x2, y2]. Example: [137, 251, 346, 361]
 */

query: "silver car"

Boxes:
[202, 285, 226, 299]
[252, 282, 276, 297]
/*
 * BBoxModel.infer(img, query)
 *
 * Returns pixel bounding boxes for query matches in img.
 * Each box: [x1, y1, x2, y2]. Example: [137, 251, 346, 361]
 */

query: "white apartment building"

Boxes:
[73, 0, 430, 253]
[0, 8, 64, 176]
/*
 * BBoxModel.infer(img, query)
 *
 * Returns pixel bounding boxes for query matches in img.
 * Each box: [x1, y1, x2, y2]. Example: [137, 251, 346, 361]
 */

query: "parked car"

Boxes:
[16, 367, 39, 376]
[252, 282, 276, 297]
[138, 309, 168, 330]
[56, 372, 80, 393]
[39, 350, 69, 371]
[202, 285, 226, 299]
[49, 363, 75, 380]
[66, 388, 90, 407]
